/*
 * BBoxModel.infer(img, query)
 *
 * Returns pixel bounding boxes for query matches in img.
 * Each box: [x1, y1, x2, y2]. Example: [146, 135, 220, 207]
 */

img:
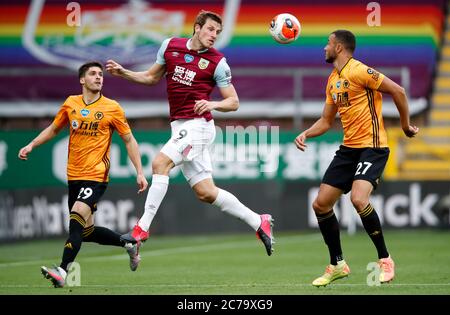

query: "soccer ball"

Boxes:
[269, 13, 301, 44]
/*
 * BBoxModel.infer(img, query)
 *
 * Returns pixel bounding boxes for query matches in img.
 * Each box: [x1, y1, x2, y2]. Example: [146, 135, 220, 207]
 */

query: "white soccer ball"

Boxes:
[269, 13, 301, 44]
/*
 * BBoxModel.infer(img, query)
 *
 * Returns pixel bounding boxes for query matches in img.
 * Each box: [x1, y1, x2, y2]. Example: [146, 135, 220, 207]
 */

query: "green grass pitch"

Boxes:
[0, 230, 449, 295]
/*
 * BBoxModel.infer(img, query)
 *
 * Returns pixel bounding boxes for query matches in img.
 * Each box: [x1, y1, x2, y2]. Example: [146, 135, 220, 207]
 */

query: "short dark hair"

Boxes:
[78, 61, 103, 78]
[332, 30, 356, 53]
[193, 10, 222, 35]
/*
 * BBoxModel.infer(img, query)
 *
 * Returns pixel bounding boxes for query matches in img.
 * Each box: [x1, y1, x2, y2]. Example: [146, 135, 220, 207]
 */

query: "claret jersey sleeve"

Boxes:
[213, 58, 232, 88]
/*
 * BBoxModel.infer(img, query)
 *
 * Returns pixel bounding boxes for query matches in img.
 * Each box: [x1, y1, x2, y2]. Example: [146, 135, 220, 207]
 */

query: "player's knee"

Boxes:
[70, 203, 91, 221]
[195, 189, 216, 203]
[350, 195, 368, 211]
[152, 155, 172, 175]
[312, 199, 330, 214]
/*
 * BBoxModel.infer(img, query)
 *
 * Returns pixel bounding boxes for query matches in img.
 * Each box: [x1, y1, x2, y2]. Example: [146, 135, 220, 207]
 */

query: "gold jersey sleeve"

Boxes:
[325, 76, 335, 106]
[326, 58, 387, 148]
[52, 95, 131, 182]
[52, 97, 71, 130]
[111, 105, 132, 136]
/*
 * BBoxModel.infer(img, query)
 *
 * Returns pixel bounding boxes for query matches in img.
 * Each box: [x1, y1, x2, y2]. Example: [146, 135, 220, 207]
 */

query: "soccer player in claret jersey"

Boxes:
[106, 10, 274, 256]
[18, 61, 148, 288]
[295, 30, 419, 286]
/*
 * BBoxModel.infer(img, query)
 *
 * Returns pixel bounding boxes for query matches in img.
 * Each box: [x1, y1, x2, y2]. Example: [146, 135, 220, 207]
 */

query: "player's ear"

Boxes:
[194, 23, 201, 34]
[79, 77, 85, 85]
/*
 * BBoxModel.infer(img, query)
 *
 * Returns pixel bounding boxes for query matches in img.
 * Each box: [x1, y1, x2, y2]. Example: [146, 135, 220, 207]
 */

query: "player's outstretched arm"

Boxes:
[295, 103, 338, 151]
[377, 76, 419, 138]
[120, 133, 148, 193]
[106, 59, 166, 86]
[18, 124, 60, 160]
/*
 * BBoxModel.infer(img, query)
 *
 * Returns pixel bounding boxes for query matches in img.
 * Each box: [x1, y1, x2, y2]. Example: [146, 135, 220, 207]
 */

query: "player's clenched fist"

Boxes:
[18, 144, 33, 160]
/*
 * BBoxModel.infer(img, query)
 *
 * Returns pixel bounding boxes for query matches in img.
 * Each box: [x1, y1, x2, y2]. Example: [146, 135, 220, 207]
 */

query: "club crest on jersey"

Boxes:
[198, 58, 209, 70]
[95, 111, 104, 120]
[80, 109, 90, 117]
[184, 54, 194, 63]
[71, 120, 79, 129]
[343, 80, 350, 88]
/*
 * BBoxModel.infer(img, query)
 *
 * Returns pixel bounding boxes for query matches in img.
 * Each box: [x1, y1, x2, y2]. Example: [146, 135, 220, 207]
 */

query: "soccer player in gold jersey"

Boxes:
[295, 30, 419, 287]
[18, 61, 148, 287]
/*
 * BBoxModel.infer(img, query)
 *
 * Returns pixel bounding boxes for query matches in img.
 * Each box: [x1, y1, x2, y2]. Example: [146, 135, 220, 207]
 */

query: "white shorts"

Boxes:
[161, 118, 216, 187]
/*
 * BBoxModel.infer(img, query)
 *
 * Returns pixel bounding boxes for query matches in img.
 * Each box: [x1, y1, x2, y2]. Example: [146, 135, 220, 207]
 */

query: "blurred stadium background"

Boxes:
[0, 0, 449, 294]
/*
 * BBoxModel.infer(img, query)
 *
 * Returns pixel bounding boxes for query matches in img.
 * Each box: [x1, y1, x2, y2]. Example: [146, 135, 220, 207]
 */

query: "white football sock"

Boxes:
[212, 188, 261, 231]
[137, 174, 169, 231]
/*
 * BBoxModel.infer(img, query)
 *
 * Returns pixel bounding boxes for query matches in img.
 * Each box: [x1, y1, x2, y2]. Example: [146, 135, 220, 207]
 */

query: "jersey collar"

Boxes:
[187, 38, 208, 54]
[338, 57, 353, 77]
[82, 93, 102, 106]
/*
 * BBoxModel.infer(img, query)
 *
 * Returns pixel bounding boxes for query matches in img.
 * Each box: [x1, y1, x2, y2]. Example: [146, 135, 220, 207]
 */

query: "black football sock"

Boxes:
[316, 210, 343, 265]
[82, 225, 124, 247]
[60, 212, 85, 271]
[358, 203, 389, 259]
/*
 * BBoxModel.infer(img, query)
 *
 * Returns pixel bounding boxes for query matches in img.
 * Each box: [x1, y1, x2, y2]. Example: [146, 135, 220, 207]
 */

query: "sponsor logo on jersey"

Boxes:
[71, 120, 79, 129]
[198, 58, 209, 70]
[80, 109, 90, 117]
[184, 54, 194, 63]
[172, 65, 197, 86]
[336, 80, 341, 89]
[337, 92, 350, 107]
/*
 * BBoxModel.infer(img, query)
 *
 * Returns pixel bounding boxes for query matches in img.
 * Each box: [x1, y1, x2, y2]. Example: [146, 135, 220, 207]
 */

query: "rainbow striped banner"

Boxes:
[0, 0, 445, 99]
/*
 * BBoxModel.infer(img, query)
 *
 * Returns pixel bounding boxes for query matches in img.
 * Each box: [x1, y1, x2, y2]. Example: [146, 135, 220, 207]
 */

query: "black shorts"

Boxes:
[68, 180, 108, 213]
[322, 145, 390, 194]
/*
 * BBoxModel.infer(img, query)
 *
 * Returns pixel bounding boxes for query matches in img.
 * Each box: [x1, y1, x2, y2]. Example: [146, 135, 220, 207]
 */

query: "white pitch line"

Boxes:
[85, 233, 321, 263]
[0, 234, 322, 268]
[1, 283, 450, 289]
